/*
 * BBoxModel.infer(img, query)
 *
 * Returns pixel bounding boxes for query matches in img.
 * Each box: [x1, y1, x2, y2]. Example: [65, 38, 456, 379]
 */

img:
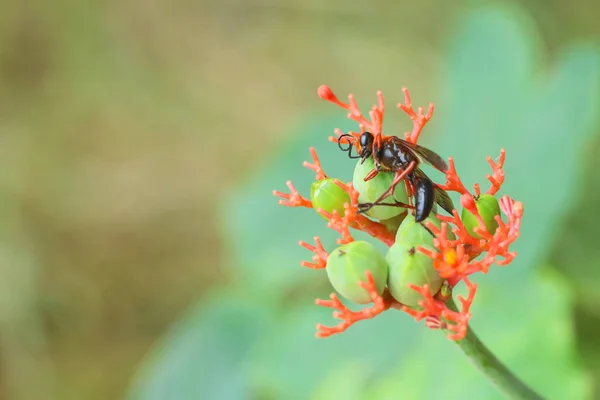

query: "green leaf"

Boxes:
[126, 288, 274, 400]
[367, 271, 591, 400]
[245, 302, 422, 400]
[310, 361, 370, 400]
[434, 5, 600, 281]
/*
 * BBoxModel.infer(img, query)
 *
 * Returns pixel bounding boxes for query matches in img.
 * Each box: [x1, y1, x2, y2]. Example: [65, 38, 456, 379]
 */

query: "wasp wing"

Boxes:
[393, 138, 449, 172]
[433, 186, 455, 215]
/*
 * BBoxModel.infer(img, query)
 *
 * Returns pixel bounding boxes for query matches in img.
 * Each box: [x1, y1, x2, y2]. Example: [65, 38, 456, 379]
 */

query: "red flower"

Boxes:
[273, 85, 524, 340]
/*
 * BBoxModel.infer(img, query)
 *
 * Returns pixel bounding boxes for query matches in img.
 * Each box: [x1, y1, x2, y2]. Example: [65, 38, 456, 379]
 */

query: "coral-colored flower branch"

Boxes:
[319, 209, 355, 245]
[440, 149, 507, 197]
[303, 147, 328, 180]
[418, 195, 524, 286]
[321, 85, 435, 148]
[315, 271, 393, 338]
[401, 278, 477, 340]
[417, 147, 517, 286]
[318, 85, 383, 135]
[396, 87, 435, 144]
[439, 157, 470, 195]
[273, 180, 312, 208]
[298, 237, 328, 269]
[486, 149, 506, 195]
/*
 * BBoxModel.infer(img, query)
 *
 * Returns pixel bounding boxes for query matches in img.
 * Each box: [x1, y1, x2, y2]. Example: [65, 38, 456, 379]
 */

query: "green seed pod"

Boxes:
[386, 242, 444, 307]
[326, 241, 388, 304]
[395, 213, 456, 249]
[380, 213, 408, 235]
[352, 156, 409, 221]
[310, 178, 351, 218]
[461, 194, 501, 238]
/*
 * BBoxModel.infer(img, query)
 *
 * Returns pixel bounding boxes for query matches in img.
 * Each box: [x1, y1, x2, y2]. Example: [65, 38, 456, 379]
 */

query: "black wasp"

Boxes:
[337, 131, 454, 222]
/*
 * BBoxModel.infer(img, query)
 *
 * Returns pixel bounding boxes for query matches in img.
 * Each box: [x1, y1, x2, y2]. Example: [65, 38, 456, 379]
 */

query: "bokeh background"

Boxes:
[1, 1, 599, 399]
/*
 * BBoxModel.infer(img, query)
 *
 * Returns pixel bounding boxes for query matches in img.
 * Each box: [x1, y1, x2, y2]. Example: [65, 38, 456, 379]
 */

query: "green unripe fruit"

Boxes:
[352, 156, 409, 221]
[395, 213, 456, 249]
[461, 194, 501, 238]
[386, 242, 444, 307]
[310, 178, 351, 218]
[380, 213, 407, 235]
[326, 241, 388, 304]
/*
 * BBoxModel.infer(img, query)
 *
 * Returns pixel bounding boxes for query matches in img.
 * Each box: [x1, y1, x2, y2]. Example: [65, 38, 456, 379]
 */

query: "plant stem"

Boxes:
[447, 298, 545, 400]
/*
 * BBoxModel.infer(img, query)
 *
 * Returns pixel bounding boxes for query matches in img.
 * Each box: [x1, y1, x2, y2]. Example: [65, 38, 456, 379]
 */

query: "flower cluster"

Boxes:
[273, 85, 524, 340]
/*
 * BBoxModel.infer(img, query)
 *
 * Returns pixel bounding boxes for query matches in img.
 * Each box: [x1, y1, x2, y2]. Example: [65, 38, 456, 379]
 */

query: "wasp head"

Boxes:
[359, 132, 374, 164]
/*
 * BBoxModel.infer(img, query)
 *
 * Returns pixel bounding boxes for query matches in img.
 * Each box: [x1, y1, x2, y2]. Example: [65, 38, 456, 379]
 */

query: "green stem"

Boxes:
[447, 298, 545, 400]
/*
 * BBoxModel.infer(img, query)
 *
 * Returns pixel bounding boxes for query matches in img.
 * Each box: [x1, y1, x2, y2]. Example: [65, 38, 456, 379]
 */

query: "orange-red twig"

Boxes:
[400, 278, 477, 340]
[298, 236, 328, 269]
[273, 180, 312, 208]
[438, 157, 470, 195]
[315, 271, 393, 337]
[303, 147, 328, 180]
[396, 87, 435, 144]
[486, 149, 506, 195]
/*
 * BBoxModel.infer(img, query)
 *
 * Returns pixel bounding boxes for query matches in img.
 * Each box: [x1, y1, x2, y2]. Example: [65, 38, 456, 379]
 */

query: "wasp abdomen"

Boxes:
[414, 177, 435, 222]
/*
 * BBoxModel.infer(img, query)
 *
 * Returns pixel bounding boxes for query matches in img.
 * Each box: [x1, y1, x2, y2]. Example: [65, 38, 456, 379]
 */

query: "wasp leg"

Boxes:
[419, 222, 436, 237]
[357, 200, 414, 214]
[367, 161, 417, 206]
[363, 168, 380, 181]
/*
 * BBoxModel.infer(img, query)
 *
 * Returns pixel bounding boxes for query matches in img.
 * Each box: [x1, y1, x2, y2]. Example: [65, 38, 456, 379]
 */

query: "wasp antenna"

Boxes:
[337, 134, 359, 160]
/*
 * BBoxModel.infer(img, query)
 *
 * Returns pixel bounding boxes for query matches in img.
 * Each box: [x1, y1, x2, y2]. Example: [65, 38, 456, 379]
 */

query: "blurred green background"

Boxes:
[1, 1, 599, 399]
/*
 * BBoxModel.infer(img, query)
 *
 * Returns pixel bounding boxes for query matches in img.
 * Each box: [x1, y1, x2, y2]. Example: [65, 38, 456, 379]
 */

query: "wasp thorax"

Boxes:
[325, 241, 388, 304]
[378, 139, 412, 172]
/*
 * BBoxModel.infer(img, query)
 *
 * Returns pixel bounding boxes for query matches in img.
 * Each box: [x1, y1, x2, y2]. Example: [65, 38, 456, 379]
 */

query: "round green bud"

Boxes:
[461, 194, 501, 238]
[352, 156, 409, 221]
[380, 213, 407, 235]
[395, 213, 456, 249]
[325, 241, 388, 304]
[310, 178, 351, 219]
[386, 242, 444, 307]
